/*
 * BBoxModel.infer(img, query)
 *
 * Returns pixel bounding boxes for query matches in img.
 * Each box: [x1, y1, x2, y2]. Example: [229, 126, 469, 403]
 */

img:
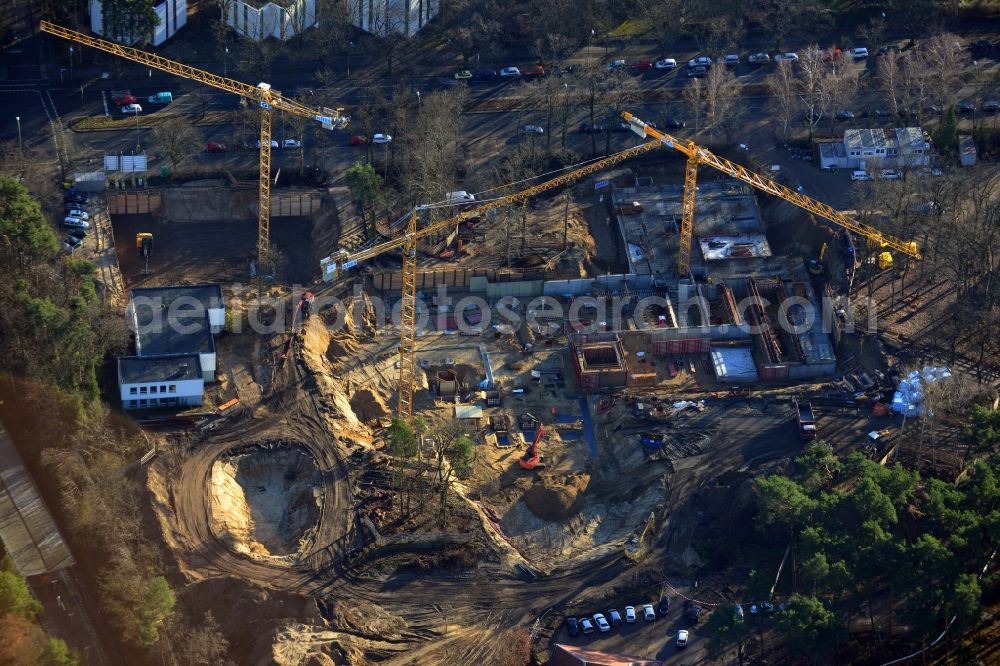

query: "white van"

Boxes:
[851, 170, 870, 181]
[445, 191, 475, 204]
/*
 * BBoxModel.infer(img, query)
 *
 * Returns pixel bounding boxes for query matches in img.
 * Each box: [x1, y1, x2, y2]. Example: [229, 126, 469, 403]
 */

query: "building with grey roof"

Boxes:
[819, 128, 931, 170]
[119, 284, 225, 410]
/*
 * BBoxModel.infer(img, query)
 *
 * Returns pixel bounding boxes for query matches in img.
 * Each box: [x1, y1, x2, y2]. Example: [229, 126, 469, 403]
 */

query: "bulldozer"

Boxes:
[136, 232, 153, 274]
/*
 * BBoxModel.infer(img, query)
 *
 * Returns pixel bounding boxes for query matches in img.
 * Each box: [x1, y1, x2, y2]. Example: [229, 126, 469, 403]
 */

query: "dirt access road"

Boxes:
[152, 290, 804, 666]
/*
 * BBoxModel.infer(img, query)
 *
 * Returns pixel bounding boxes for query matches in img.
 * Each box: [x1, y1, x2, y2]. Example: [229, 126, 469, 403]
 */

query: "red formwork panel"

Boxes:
[760, 364, 790, 380]
[653, 338, 711, 355]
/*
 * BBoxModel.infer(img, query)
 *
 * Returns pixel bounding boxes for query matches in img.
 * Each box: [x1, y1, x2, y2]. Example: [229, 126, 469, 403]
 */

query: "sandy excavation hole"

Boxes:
[211, 441, 323, 559]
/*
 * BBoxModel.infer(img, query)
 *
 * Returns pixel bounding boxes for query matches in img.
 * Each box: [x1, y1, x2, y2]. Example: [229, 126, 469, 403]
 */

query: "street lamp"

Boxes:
[15, 116, 22, 157]
[224, 47, 229, 77]
[416, 90, 421, 105]
[347, 41, 353, 78]
[69, 47, 73, 80]
[135, 109, 141, 152]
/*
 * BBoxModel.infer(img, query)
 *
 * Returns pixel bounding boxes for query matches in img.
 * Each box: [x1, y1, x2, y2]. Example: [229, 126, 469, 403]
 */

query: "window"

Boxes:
[140, 386, 148, 394]
[161, 385, 167, 393]
[130, 387, 137, 395]
[140, 399, 148, 406]
[151, 386, 158, 394]
[169, 385, 177, 393]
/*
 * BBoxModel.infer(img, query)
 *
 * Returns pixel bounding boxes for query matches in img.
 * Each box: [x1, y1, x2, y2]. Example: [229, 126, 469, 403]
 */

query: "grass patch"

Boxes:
[607, 19, 651, 39]
[70, 111, 236, 131]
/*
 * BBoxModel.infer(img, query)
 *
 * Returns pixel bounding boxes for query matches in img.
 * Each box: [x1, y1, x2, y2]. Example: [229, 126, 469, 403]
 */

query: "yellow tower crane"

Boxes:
[620, 112, 922, 274]
[326, 139, 667, 423]
[39, 20, 347, 271]
[328, 112, 921, 425]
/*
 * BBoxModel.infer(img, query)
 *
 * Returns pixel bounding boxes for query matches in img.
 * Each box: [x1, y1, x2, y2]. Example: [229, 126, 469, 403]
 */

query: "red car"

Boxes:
[348, 135, 368, 146]
[112, 94, 137, 106]
[630, 60, 654, 72]
[207, 141, 228, 153]
[524, 65, 546, 78]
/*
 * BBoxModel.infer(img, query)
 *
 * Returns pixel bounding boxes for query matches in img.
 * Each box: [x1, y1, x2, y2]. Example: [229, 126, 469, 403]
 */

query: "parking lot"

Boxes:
[556, 592, 711, 663]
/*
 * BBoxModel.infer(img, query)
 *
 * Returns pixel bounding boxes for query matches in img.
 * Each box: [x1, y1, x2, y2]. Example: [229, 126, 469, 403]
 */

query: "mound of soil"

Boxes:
[523, 472, 591, 521]
[349, 388, 390, 421]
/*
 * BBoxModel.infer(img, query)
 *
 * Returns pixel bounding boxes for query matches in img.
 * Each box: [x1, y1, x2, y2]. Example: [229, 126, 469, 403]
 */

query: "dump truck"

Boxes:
[795, 400, 817, 441]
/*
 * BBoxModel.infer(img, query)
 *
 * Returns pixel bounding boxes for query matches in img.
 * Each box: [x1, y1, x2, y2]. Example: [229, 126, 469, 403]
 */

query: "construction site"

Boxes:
[35, 21, 992, 666]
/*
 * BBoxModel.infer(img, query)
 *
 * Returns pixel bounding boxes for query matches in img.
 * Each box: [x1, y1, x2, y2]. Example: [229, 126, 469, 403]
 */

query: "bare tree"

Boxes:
[921, 32, 964, 110]
[683, 78, 705, 133]
[857, 16, 887, 52]
[766, 60, 798, 141]
[152, 117, 201, 168]
[796, 45, 827, 138]
[703, 64, 742, 142]
[876, 52, 904, 119]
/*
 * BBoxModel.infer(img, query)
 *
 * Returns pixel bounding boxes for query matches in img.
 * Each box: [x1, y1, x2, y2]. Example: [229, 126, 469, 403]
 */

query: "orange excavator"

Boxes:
[519, 424, 546, 470]
[281, 291, 314, 361]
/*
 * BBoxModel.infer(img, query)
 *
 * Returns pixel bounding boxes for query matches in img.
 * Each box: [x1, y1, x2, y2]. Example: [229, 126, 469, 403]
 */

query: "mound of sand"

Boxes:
[523, 473, 591, 521]
[350, 388, 390, 421]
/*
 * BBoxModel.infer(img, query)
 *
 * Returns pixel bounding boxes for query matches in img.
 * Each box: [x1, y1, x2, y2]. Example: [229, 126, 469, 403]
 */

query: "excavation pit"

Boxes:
[210, 441, 323, 560]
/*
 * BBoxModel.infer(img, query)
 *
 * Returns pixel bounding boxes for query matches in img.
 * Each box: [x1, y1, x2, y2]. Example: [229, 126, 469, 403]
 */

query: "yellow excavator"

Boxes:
[136, 232, 153, 274]
[808, 242, 828, 275]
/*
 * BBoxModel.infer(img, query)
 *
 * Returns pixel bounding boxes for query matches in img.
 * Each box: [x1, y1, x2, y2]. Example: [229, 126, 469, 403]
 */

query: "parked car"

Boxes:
[676, 629, 690, 647]
[835, 110, 855, 120]
[524, 65, 545, 77]
[473, 68, 497, 80]
[630, 59, 654, 72]
[642, 604, 656, 621]
[520, 124, 544, 134]
[206, 141, 228, 153]
[722, 54, 740, 66]
[664, 118, 686, 129]
[454, 69, 473, 80]
[851, 170, 871, 181]
[774, 52, 799, 62]
[62, 217, 90, 229]
[957, 101, 975, 114]
[580, 617, 595, 634]
[658, 597, 670, 615]
[606, 59, 626, 71]
[255, 139, 279, 148]
[687, 56, 712, 68]
[63, 235, 84, 251]
[499, 66, 521, 77]
[748, 52, 771, 64]
[607, 609, 622, 626]
[687, 604, 703, 622]
[147, 91, 173, 105]
[282, 138, 302, 149]
[64, 193, 88, 204]
[348, 135, 368, 146]
[112, 94, 137, 106]
[655, 58, 678, 70]
[566, 617, 580, 637]
[983, 100, 1000, 113]
[372, 133, 393, 144]
[592, 613, 611, 633]
[734, 604, 745, 622]
[67, 228, 88, 241]
[880, 169, 901, 180]
[120, 103, 142, 114]
[849, 47, 869, 59]
[579, 122, 604, 133]
[66, 209, 89, 220]
[624, 606, 636, 623]
[824, 47, 843, 61]
[687, 66, 707, 78]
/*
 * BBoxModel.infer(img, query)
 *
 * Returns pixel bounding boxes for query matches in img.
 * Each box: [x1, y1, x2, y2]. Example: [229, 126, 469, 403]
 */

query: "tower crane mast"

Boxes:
[620, 112, 922, 274]
[39, 20, 347, 270]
